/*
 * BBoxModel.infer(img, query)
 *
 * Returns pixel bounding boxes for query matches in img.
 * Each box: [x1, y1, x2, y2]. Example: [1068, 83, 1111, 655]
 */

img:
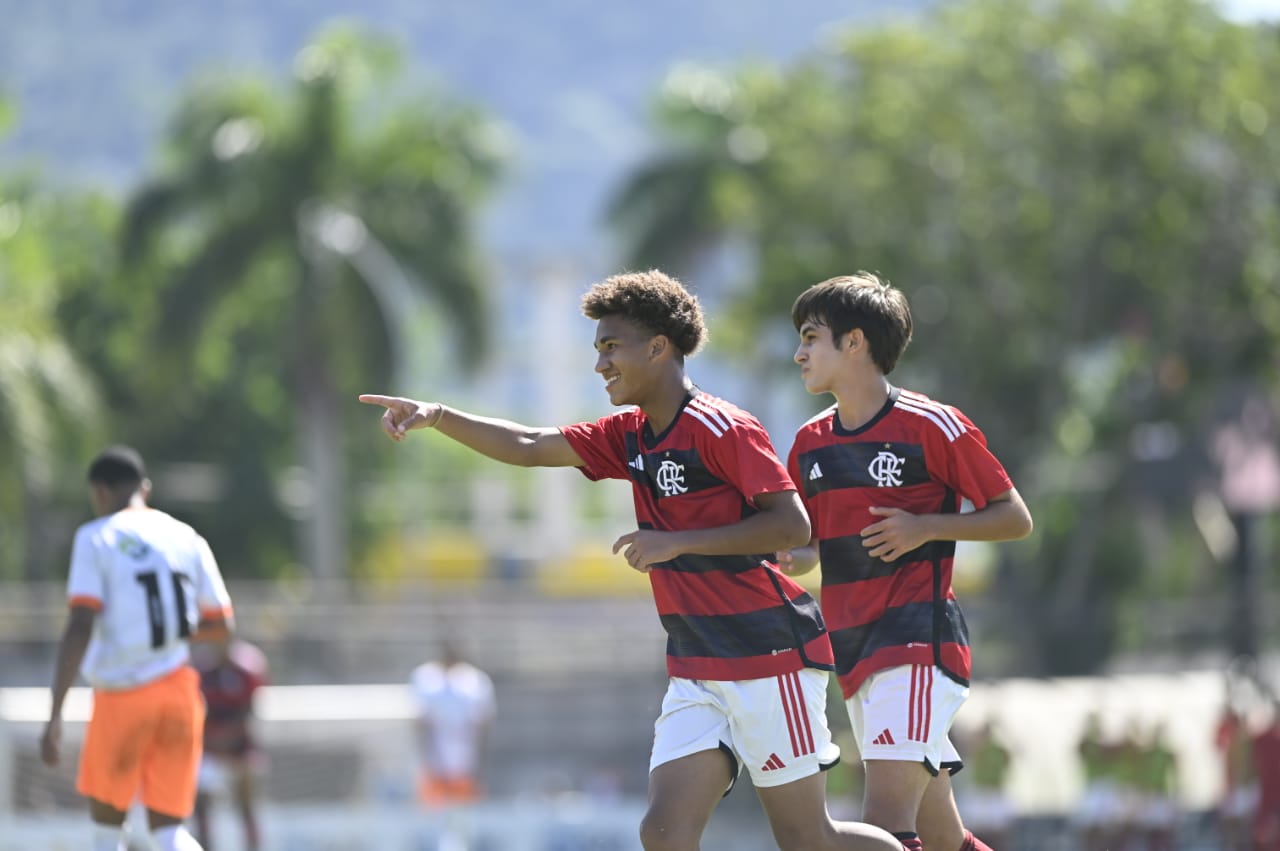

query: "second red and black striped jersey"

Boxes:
[787, 387, 1014, 698]
[561, 389, 834, 682]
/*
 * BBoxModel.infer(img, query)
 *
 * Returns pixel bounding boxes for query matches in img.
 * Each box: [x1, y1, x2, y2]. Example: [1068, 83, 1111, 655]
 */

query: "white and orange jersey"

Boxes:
[67, 508, 233, 690]
[410, 661, 495, 778]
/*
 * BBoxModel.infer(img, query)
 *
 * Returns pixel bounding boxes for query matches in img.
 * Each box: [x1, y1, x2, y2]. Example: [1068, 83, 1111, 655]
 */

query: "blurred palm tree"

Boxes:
[119, 26, 505, 581]
[0, 171, 112, 579]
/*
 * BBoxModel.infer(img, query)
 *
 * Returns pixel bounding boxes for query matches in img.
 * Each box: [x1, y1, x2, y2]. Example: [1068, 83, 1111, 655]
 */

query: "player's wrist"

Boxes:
[424, 403, 446, 428]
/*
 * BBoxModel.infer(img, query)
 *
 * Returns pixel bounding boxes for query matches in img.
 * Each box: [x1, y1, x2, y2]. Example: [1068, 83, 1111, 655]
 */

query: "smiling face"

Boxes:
[794, 319, 856, 396]
[594, 314, 662, 407]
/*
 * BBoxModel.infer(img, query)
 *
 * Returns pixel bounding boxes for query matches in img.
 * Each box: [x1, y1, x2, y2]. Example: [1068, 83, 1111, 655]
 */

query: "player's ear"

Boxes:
[649, 336, 667, 359]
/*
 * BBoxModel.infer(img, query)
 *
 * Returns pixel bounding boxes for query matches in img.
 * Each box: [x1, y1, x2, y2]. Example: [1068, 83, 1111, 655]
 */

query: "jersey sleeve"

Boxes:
[702, 415, 796, 507]
[559, 413, 630, 481]
[785, 437, 820, 538]
[65, 526, 105, 611]
[193, 535, 234, 620]
[926, 411, 1014, 509]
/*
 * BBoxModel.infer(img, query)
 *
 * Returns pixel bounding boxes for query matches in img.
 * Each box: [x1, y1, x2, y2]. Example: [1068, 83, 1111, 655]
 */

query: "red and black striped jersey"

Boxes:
[787, 387, 1013, 698]
[561, 389, 834, 681]
[194, 640, 268, 756]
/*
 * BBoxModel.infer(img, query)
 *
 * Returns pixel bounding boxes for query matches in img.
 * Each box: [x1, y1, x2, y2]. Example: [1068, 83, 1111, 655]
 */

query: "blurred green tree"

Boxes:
[0, 95, 116, 579]
[612, 0, 1280, 673]
[116, 26, 506, 580]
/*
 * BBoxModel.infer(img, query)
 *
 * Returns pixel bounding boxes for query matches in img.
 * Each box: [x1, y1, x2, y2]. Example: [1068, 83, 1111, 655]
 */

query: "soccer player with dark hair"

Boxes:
[43, 445, 234, 851]
[361, 270, 898, 851]
[782, 273, 1033, 851]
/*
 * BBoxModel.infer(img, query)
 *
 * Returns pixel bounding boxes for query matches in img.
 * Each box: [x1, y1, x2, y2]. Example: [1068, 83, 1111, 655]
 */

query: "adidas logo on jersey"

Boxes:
[760, 753, 787, 771]
[872, 728, 896, 746]
[808, 462, 823, 481]
[629, 456, 644, 471]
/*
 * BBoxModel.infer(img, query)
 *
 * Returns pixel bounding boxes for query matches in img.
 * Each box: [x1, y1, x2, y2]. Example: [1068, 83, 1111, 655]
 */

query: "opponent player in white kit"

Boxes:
[41, 445, 234, 851]
[409, 640, 496, 806]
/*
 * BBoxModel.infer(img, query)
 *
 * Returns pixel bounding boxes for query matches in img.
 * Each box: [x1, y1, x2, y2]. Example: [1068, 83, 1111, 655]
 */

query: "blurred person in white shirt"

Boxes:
[409, 640, 496, 807]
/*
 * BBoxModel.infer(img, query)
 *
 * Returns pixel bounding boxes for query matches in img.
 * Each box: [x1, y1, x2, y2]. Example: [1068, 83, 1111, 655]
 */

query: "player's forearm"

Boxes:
[48, 618, 92, 719]
[674, 509, 811, 558]
[921, 496, 1033, 543]
[432, 406, 562, 467]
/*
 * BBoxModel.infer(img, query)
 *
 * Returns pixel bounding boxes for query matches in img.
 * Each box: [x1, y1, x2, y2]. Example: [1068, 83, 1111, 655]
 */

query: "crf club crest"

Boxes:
[655, 459, 688, 496]
[868, 450, 904, 487]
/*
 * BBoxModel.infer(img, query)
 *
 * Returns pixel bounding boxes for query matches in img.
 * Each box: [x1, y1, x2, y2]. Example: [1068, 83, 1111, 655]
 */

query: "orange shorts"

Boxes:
[418, 774, 480, 807]
[77, 665, 205, 817]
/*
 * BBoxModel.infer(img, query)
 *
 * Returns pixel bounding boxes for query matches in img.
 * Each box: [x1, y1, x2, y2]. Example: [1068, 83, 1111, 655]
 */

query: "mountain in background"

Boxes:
[0, 0, 930, 262]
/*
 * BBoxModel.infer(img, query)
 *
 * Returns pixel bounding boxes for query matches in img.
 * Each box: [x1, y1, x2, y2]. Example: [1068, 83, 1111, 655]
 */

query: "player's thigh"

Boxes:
[139, 667, 204, 819]
[232, 760, 260, 809]
[757, 773, 902, 851]
[642, 750, 732, 848]
[916, 767, 966, 851]
[77, 689, 156, 812]
[862, 758, 935, 830]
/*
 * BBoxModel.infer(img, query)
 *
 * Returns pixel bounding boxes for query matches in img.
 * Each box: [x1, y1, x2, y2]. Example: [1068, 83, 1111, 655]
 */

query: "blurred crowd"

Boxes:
[943, 656, 1280, 851]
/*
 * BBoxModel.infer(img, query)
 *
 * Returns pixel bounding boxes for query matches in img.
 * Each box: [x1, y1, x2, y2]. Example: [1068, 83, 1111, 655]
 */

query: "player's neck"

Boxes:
[639, 372, 696, 434]
[833, 373, 892, 431]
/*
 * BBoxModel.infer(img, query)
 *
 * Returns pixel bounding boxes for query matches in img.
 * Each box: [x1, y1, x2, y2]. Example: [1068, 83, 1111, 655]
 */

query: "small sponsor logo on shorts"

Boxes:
[872, 728, 896, 746]
[761, 753, 787, 771]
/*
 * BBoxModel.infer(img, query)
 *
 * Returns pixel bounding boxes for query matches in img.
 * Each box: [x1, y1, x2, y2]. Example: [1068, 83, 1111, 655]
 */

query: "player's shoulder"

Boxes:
[795, 403, 839, 434]
[410, 661, 446, 688]
[892, 388, 976, 442]
[683, 391, 762, 438]
[72, 514, 111, 544]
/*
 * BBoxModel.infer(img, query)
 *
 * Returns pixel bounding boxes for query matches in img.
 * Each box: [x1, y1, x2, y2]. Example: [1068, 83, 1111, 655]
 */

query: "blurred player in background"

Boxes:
[1215, 661, 1259, 851]
[1134, 721, 1179, 851]
[410, 639, 496, 807]
[1074, 711, 1126, 851]
[1253, 685, 1280, 851]
[361, 269, 900, 851]
[781, 274, 1033, 851]
[951, 718, 1013, 850]
[41, 445, 233, 851]
[193, 638, 269, 850]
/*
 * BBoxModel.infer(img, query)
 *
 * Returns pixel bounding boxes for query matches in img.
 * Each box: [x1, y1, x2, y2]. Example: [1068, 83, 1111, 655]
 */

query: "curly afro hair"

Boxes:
[581, 269, 706, 358]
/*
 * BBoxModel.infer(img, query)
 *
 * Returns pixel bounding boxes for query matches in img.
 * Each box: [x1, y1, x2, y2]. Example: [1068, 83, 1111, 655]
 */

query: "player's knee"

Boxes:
[918, 820, 965, 851]
[638, 813, 701, 851]
[770, 820, 834, 851]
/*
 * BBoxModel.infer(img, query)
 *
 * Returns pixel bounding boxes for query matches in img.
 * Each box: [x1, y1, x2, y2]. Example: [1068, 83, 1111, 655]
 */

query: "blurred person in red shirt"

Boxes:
[192, 638, 269, 851]
[1215, 661, 1259, 851]
[1254, 687, 1280, 851]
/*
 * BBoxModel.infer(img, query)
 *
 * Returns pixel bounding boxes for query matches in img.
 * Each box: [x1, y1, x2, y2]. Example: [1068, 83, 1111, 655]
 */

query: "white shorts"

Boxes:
[650, 670, 841, 791]
[845, 664, 968, 774]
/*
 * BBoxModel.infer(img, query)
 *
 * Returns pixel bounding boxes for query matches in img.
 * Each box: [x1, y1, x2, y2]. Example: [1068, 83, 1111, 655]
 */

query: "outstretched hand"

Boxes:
[358, 394, 444, 442]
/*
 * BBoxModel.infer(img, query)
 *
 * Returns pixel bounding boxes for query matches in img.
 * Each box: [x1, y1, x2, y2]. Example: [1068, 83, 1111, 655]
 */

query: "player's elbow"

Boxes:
[778, 509, 812, 551]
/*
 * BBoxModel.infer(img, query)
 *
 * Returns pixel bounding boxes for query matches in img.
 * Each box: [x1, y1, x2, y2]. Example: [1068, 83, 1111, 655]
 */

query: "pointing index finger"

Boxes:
[358, 394, 398, 407]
